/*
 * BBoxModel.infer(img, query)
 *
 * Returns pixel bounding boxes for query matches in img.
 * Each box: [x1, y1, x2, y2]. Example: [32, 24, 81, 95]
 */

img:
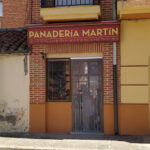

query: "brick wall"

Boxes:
[100, 0, 113, 20]
[0, 17, 2, 28]
[30, 48, 46, 104]
[30, 42, 118, 104]
[0, 0, 30, 28]
[30, 0, 42, 24]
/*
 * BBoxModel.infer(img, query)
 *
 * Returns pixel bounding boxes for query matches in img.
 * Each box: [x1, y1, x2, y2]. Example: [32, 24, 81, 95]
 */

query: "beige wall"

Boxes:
[120, 19, 150, 135]
[121, 20, 150, 104]
[122, 0, 150, 8]
[121, 20, 150, 66]
[0, 55, 29, 132]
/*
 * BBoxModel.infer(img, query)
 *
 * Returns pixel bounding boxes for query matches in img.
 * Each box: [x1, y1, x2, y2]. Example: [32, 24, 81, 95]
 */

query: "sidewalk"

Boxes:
[0, 133, 150, 150]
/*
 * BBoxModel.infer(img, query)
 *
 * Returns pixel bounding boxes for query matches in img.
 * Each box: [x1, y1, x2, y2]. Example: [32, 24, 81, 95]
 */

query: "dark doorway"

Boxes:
[71, 58, 103, 133]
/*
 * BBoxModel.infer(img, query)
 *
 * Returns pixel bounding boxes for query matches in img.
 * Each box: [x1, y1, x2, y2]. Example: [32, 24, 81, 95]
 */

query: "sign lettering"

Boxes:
[28, 23, 120, 44]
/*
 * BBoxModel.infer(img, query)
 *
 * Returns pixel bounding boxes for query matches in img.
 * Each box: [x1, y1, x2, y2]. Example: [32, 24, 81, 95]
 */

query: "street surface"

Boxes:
[0, 133, 150, 150]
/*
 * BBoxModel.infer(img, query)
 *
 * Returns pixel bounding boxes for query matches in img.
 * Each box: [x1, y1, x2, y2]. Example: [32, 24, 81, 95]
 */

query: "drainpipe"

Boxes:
[112, 0, 118, 135]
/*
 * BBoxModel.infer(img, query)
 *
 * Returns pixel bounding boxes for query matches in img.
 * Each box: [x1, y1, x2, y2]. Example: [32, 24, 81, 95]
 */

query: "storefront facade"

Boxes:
[27, 0, 150, 135]
[1, 0, 150, 135]
[28, 21, 120, 134]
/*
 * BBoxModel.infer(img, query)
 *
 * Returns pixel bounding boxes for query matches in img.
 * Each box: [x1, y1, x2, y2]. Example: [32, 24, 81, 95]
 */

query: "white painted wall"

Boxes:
[0, 55, 29, 132]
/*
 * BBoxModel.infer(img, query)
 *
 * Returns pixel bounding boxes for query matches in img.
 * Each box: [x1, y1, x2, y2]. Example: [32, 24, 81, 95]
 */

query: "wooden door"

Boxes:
[72, 58, 103, 132]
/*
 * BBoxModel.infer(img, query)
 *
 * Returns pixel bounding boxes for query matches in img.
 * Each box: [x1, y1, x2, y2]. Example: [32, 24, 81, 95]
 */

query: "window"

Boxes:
[0, 2, 2, 17]
[55, 0, 93, 7]
[47, 59, 71, 101]
[41, 0, 100, 8]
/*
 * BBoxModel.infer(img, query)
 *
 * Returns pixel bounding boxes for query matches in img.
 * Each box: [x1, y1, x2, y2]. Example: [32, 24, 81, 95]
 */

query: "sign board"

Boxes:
[28, 22, 120, 44]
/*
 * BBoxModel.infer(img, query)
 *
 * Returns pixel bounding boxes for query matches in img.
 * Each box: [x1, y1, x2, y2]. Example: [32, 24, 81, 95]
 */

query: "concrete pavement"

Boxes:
[0, 133, 150, 150]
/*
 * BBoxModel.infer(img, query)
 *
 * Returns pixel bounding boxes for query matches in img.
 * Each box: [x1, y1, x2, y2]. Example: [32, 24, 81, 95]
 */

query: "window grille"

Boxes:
[41, 0, 100, 8]
[46, 59, 71, 101]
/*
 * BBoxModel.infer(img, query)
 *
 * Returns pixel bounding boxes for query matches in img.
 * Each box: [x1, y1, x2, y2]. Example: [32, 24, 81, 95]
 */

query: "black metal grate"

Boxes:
[46, 59, 71, 102]
[41, 0, 100, 8]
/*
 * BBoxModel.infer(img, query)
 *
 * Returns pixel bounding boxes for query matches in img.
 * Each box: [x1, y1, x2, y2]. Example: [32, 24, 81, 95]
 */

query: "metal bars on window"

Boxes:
[41, 0, 100, 8]
[46, 59, 71, 102]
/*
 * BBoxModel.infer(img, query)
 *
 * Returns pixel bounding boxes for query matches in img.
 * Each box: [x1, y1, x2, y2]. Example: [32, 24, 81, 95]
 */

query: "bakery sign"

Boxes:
[28, 22, 120, 44]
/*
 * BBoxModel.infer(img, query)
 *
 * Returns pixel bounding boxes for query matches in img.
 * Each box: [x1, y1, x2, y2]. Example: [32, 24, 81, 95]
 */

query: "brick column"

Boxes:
[100, 0, 113, 20]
